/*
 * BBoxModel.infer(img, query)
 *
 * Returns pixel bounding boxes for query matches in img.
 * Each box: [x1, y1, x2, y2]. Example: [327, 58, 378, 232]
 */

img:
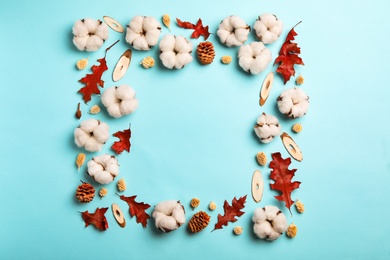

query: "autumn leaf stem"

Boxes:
[293, 21, 302, 28]
[104, 40, 120, 57]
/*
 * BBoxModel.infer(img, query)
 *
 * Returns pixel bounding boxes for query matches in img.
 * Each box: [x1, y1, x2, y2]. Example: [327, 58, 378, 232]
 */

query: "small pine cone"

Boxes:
[256, 152, 267, 166]
[76, 182, 95, 203]
[286, 223, 298, 238]
[208, 201, 216, 211]
[99, 188, 108, 198]
[76, 58, 88, 70]
[76, 153, 86, 170]
[188, 211, 211, 233]
[296, 75, 304, 85]
[190, 198, 200, 209]
[292, 123, 303, 133]
[221, 55, 232, 64]
[295, 199, 305, 213]
[233, 226, 243, 235]
[117, 178, 126, 192]
[89, 105, 101, 114]
[197, 42, 215, 65]
[140, 56, 155, 68]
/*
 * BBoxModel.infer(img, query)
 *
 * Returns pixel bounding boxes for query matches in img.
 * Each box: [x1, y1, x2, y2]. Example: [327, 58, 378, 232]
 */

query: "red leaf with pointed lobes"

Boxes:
[274, 22, 304, 84]
[80, 207, 109, 231]
[176, 18, 210, 40]
[78, 40, 119, 103]
[269, 152, 301, 213]
[212, 195, 247, 231]
[119, 195, 151, 228]
[112, 127, 131, 154]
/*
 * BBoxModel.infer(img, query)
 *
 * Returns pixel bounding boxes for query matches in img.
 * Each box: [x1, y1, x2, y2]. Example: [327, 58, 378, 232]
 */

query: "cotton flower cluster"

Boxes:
[254, 113, 281, 143]
[159, 35, 193, 69]
[253, 14, 283, 44]
[74, 119, 109, 152]
[152, 200, 186, 232]
[87, 154, 119, 184]
[252, 206, 288, 241]
[72, 18, 109, 52]
[101, 84, 139, 118]
[217, 16, 251, 47]
[238, 42, 272, 74]
[277, 87, 310, 119]
[125, 16, 162, 51]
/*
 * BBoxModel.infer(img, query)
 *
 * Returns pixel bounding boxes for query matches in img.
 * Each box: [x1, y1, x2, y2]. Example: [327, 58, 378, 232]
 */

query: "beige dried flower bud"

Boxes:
[295, 199, 305, 213]
[140, 56, 155, 68]
[296, 75, 304, 85]
[117, 178, 126, 192]
[162, 14, 171, 31]
[76, 58, 88, 70]
[233, 226, 243, 235]
[286, 223, 297, 238]
[208, 201, 216, 211]
[190, 198, 200, 209]
[256, 152, 267, 166]
[221, 55, 232, 64]
[99, 188, 108, 198]
[89, 105, 101, 114]
[292, 123, 303, 133]
[76, 153, 86, 170]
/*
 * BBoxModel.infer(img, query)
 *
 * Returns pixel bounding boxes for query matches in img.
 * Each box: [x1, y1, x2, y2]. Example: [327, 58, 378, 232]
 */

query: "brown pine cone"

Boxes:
[76, 181, 95, 203]
[188, 211, 211, 233]
[197, 42, 215, 65]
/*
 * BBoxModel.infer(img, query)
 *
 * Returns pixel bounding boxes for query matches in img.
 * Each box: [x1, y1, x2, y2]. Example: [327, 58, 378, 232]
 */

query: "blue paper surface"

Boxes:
[1, 0, 390, 259]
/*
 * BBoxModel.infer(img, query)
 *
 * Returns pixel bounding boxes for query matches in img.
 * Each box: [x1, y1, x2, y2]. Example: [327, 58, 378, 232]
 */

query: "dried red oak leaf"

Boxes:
[80, 207, 109, 231]
[269, 152, 301, 213]
[176, 18, 210, 40]
[274, 21, 304, 84]
[212, 195, 247, 231]
[112, 127, 131, 154]
[119, 195, 151, 228]
[78, 40, 119, 103]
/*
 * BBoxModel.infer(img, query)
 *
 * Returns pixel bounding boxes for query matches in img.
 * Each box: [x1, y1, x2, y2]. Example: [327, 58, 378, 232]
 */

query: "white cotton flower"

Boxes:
[159, 35, 193, 69]
[253, 14, 283, 44]
[87, 154, 119, 184]
[72, 18, 109, 52]
[254, 113, 281, 143]
[252, 206, 288, 241]
[125, 16, 162, 50]
[74, 119, 109, 152]
[101, 84, 139, 118]
[152, 200, 185, 232]
[238, 42, 272, 74]
[277, 87, 310, 119]
[217, 16, 250, 47]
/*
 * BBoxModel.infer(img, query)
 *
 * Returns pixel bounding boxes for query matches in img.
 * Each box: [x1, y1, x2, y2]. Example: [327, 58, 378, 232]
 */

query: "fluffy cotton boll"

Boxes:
[72, 20, 88, 37]
[86, 35, 104, 52]
[101, 85, 138, 118]
[238, 42, 271, 75]
[84, 18, 99, 33]
[159, 35, 193, 69]
[84, 137, 102, 152]
[126, 16, 161, 50]
[132, 36, 149, 51]
[252, 208, 267, 224]
[175, 53, 192, 69]
[159, 34, 176, 52]
[87, 160, 103, 177]
[93, 123, 109, 144]
[129, 16, 144, 32]
[254, 113, 281, 143]
[74, 119, 109, 152]
[254, 14, 283, 44]
[87, 154, 119, 184]
[153, 201, 185, 232]
[217, 30, 230, 45]
[105, 158, 119, 177]
[159, 51, 176, 69]
[95, 23, 109, 40]
[230, 15, 247, 28]
[277, 87, 309, 119]
[145, 29, 161, 47]
[93, 171, 114, 184]
[153, 212, 178, 232]
[252, 206, 287, 241]
[218, 15, 250, 47]
[225, 35, 244, 48]
[154, 200, 178, 215]
[72, 18, 108, 52]
[74, 128, 89, 147]
[219, 17, 233, 32]
[175, 36, 192, 54]
[73, 36, 89, 51]
[171, 204, 185, 225]
[235, 28, 251, 43]
[143, 16, 161, 31]
[125, 29, 141, 45]
[272, 213, 288, 233]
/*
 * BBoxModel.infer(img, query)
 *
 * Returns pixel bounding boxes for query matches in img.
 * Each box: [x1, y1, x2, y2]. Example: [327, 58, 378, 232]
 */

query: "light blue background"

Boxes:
[1, 0, 389, 259]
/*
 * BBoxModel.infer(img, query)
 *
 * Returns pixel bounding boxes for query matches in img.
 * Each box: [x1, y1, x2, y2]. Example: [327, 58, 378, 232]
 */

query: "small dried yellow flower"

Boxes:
[295, 199, 305, 213]
[76, 58, 88, 70]
[76, 153, 86, 170]
[140, 56, 155, 69]
[99, 188, 108, 198]
[89, 105, 101, 114]
[296, 75, 304, 85]
[162, 14, 171, 31]
[256, 152, 267, 166]
[208, 201, 216, 211]
[292, 123, 303, 133]
[117, 178, 126, 192]
[190, 198, 200, 209]
[233, 226, 243, 235]
[286, 223, 298, 238]
[221, 55, 232, 64]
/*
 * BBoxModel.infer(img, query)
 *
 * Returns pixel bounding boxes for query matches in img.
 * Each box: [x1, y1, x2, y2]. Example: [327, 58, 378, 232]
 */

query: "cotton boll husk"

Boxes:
[84, 137, 102, 152]
[95, 23, 109, 40]
[73, 36, 89, 51]
[93, 122, 109, 143]
[175, 36, 192, 54]
[116, 85, 135, 101]
[175, 53, 192, 69]
[145, 29, 161, 47]
[142, 16, 160, 31]
[160, 51, 176, 69]
[107, 104, 122, 118]
[93, 171, 114, 184]
[235, 28, 250, 43]
[171, 203, 185, 225]
[73, 20, 88, 37]
[159, 35, 175, 52]
[154, 200, 178, 215]
[129, 16, 144, 32]
[80, 119, 99, 133]
[101, 87, 119, 108]
[217, 30, 230, 45]
[132, 36, 149, 50]
[86, 35, 103, 52]
[84, 18, 99, 34]
[120, 99, 139, 115]
[230, 16, 247, 29]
